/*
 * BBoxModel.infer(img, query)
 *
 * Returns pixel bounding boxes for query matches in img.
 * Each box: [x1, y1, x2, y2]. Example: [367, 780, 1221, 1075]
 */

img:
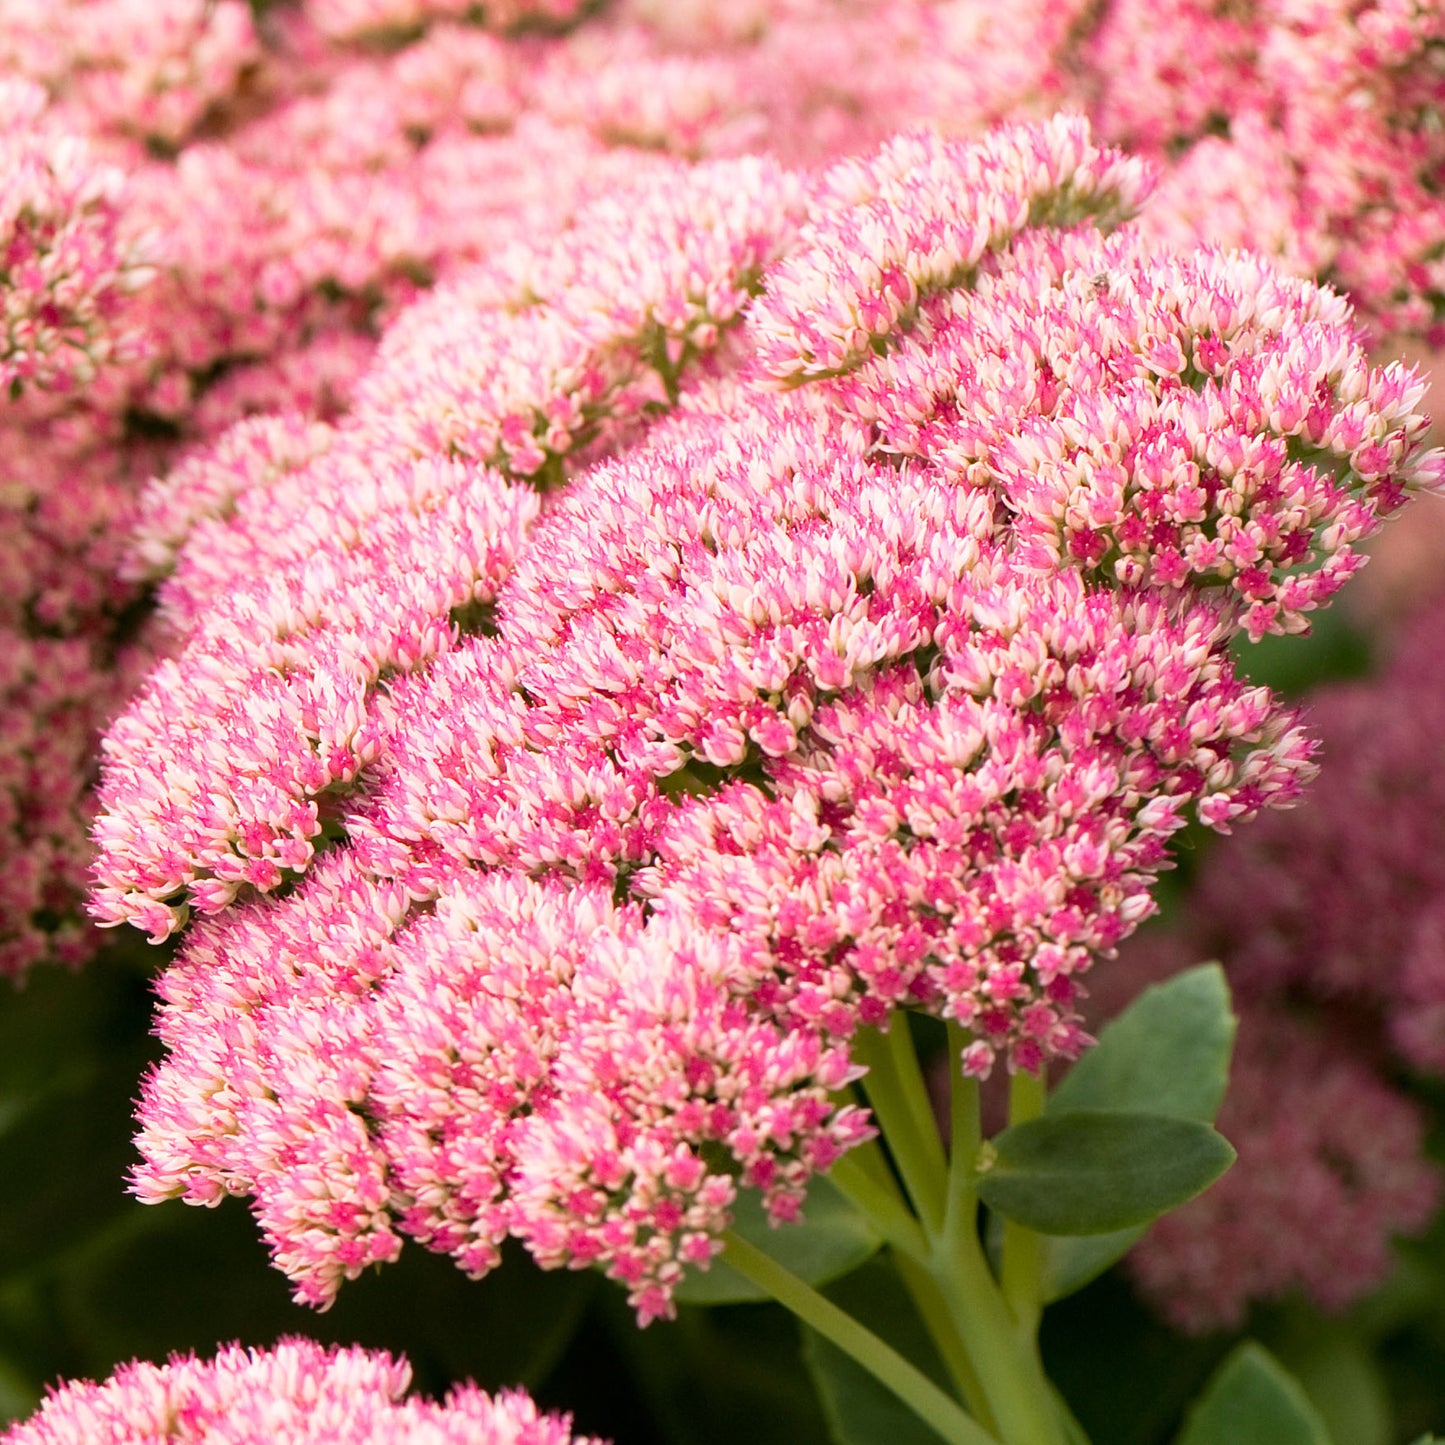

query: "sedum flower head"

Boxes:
[0, 1339, 594, 1445]
[0, 0, 258, 148]
[0, 80, 151, 397]
[97, 116, 1444, 1321]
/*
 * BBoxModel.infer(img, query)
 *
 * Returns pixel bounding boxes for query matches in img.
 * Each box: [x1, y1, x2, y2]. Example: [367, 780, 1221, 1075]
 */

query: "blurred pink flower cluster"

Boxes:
[1080, 0, 1445, 342]
[1130, 1001, 1440, 1332]
[0, 76, 157, 976]
[0, 80, 150, 396]
[0, 1339, 590, 1445]
[0, 0, 258, 151]
[86, 101, 1442, 1323]
[1103, 598, 1445, 1331]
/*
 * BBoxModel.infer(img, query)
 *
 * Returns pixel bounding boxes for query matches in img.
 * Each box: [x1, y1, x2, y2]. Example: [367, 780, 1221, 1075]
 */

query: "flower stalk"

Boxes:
[753, 1018, 1076, 1445]
[1000, 1069, 1049, 1337]
[719, 1231, 1001, 1445]
[852, 1023, 950, 1235]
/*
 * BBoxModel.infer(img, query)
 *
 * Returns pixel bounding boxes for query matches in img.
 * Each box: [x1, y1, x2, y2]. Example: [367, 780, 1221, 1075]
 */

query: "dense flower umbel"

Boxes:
[838, 228, 1441, 640]
[110, 118, 1445, 1321]
[134, 859, 870, 1315]
[9, 0, 1442, 988]
[750, 117, 1153, 384]
[92, 157, 806, 941]
[0, 1339, 594, 1445]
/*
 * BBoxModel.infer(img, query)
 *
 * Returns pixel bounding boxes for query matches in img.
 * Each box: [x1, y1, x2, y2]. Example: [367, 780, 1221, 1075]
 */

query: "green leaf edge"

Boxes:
[977, 1109, 1235, 1237]
[1175, 1342, 1332, 1445]
[1044, 964, 1237, 1300]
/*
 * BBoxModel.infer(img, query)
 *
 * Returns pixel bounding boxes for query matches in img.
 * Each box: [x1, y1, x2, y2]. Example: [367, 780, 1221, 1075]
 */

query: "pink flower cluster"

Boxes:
[1078, 0, 1445, 341]
[0, 83, 160, 977]
[1, 1339, 592, 1445]
[0, 0, 258, 148]
[93, 154, 806, 940]
[98, 116, 1444, 1320]
[7, 0, 1445, 989]
[3, 0, 1443, 1344]
[836, 229, 1434, 642]
[1097, 594, 1445, 1329]
[1128, 1001, 1439, 1333]
[749, 122, 1153, 384]
[0, 0, 833, 979]
[0, 79, 149, 397]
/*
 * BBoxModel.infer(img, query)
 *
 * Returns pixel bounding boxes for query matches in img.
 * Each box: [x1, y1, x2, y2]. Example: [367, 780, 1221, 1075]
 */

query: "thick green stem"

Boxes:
[823, 1025, 1074, 1445]
[843, 1131, 907, 1199]
[893, 1246, 999, 1433]
[928, 1208, 1068, 1445]
[923, 1030, 1068, 1445]
[852, 1021, 950, 1234]
[831, 1104, 992, 1426]
[943, 1026, 983, 1242]
[999, 1069, 1047, 1337]
[720, 1232, 1000, 1445]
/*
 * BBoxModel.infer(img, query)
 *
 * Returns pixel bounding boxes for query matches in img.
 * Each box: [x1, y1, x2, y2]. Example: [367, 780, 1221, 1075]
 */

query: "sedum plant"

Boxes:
[77, 112, 1445, 1445]
[2, 5, 1445, 1445]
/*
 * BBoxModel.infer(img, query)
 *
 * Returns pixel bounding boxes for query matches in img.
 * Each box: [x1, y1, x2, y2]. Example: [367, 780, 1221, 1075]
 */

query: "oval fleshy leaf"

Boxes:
[1043, 1225, 1148, 1303]
[976, 1110, 1235, 1236]
[1050, 964, 1236, 1122]
[1176, 1343, 1331, 1445]
[1044, 965, 1236, 1299]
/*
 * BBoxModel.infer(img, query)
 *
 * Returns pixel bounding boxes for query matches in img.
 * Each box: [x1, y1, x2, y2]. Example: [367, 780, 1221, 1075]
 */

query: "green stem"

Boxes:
[828, 1151, 930, 1265]
[924, 1030, 1066, 1445]
[928, 1210, 1067, 1445]
[852, 1020, 950, 1234]
[844, 1131, 907, 1198]
[830, 1105, 993, 1427]
[893, 1246, 999, 1434]
[999, 1069, 1047, 1337]
[943, 1026, 982, 1242]
[720, 1232, 1000, 1445]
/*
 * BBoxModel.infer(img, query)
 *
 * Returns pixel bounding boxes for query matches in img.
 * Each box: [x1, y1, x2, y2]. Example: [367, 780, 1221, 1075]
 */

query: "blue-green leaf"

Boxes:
[1044, 965, 1235, 1300]
[1043, 1226, 1147, 1304]
[976, 1110, 1234, 1237]
[1050, 964, 1236, 1122]
[1275, 1324, 1391, 1445]
[1175, 1343, 1331, 1445]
